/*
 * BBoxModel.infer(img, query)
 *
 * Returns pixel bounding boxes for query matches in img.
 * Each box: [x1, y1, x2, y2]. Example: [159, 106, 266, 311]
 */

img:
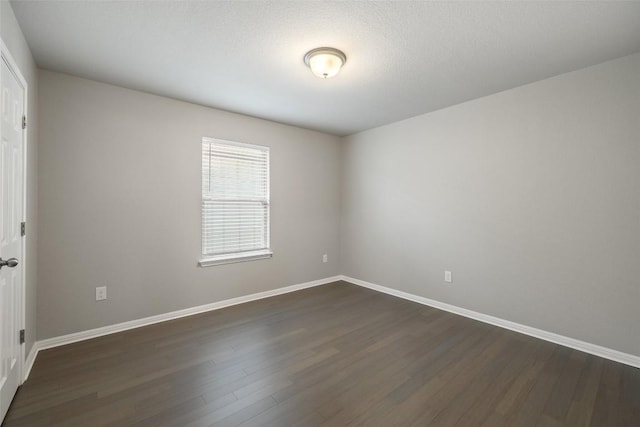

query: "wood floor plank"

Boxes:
[3, 281, 639, 426]
[453, 337, 545, 425]
[542, 350, 588, 422]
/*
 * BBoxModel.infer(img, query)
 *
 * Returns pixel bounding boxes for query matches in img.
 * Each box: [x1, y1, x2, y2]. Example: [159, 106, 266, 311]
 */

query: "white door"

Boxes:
[0, 53, 24, 422]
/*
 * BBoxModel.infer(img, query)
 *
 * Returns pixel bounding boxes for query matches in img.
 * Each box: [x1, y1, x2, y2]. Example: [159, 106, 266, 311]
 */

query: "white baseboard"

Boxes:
[22, 342, 39, 382]
[22, 273, 639, 383]
[24, 275, 341, 380]
[340, 275, 640, 369]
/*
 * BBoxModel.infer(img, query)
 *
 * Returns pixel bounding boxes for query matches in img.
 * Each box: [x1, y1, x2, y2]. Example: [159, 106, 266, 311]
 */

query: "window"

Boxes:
[199, 137, 271, 266]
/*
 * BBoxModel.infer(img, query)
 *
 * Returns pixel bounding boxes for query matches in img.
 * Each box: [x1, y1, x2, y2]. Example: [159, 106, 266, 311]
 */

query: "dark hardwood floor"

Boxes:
[3, 281, 639, 426]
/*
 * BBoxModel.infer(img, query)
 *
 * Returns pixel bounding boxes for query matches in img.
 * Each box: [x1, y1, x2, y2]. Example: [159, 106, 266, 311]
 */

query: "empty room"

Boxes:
[1, 0, 639, 426]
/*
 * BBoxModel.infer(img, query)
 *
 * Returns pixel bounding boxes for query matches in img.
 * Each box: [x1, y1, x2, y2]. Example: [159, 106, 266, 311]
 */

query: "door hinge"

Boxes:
[21, 222, 26, 237]
[22, 115, 27, 130]
[19, 329, 25, 344]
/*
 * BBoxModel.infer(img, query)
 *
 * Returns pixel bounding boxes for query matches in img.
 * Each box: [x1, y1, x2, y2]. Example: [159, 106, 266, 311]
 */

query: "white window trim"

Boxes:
[199, 137, 271, 267]
[199, 249, 273, 267]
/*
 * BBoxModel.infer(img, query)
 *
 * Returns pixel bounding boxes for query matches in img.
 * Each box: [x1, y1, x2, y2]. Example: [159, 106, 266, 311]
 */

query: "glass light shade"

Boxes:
[304, 48, 346, 79]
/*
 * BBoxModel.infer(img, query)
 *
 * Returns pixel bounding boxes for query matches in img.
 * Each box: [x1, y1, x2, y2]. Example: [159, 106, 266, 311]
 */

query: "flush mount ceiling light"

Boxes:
[303, 47, 347, 79]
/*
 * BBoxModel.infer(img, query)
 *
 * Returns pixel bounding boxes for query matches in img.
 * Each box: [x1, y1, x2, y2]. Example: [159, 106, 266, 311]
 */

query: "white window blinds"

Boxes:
[201, 138, 271, 265]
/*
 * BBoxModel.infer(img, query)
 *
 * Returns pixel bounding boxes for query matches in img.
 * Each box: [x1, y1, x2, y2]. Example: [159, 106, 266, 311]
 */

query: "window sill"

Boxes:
[199, 250, 273, 267]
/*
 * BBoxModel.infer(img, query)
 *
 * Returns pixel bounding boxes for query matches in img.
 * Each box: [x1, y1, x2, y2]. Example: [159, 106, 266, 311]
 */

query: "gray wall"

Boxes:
[34, 48, 640, 358]
[37, 70, 341, 339]
[1, 1, 38, 359]
[341, 53, 640, 357]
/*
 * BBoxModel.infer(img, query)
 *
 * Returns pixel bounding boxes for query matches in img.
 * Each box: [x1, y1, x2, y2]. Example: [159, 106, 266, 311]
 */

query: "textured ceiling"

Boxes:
[10, 1, 640, 136]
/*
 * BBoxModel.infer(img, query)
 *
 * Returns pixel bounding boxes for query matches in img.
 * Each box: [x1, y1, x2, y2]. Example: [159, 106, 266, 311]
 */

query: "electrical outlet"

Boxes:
[95, 286, 107, 301]
[444, 271, 452, 283]
[322, 254, 328, 263]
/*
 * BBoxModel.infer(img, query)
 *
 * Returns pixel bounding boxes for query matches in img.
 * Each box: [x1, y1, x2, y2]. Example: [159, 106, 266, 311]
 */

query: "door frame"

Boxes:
[0, 38, 28, 384]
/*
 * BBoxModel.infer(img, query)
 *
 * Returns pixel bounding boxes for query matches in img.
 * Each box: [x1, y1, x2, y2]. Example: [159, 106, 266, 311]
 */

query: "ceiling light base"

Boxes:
[304, 47, 347, 79]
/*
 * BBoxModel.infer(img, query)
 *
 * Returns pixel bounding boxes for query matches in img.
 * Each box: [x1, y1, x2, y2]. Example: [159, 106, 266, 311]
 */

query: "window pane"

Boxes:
[202, 139, 270, 258]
